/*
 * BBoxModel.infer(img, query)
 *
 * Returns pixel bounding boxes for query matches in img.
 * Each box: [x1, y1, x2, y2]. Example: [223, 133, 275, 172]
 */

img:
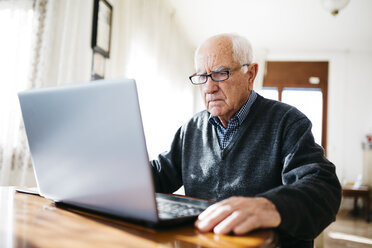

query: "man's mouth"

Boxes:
[208, 97, 223, 102]
[208, 99, 223, 107]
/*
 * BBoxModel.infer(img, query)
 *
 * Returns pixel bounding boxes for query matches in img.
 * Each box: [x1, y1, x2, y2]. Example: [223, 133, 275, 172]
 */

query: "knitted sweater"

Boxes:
[151, 94, 341, 247]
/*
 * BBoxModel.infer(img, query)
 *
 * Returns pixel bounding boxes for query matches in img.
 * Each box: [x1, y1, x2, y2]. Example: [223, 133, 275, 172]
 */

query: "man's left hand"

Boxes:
[195, 196, 281, 235]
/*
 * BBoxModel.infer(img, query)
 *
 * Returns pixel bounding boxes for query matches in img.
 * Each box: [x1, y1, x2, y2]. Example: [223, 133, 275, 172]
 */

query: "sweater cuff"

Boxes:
[257, 189, 296, 236]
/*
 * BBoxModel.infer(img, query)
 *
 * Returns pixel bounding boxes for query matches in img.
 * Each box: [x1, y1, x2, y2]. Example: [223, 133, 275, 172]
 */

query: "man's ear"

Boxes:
[248, 63, 258, 90]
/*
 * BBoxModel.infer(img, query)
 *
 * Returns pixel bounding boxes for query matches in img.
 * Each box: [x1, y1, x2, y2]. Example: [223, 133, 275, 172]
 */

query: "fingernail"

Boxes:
[197, 221, 207, 229]
[214, 225, 225, 234]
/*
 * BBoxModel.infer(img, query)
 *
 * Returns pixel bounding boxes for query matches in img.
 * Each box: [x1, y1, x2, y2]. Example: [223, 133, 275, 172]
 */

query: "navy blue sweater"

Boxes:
[151, 94, 341, 247]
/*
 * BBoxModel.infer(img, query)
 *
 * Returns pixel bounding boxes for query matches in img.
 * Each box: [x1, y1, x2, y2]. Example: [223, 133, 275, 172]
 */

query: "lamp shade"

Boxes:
[321, 0, 350, 15]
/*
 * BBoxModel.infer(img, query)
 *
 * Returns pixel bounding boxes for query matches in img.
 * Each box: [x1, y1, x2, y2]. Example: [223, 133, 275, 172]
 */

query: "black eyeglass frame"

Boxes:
[189, 64, 249, 85]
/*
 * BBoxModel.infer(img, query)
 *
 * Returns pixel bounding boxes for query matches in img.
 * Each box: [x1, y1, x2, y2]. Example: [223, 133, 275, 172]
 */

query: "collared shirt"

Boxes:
[208, 90, 257, 149]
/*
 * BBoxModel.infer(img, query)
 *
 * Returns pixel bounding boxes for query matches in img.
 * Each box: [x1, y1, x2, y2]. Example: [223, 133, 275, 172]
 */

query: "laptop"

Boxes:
[18, 78, 213, 227]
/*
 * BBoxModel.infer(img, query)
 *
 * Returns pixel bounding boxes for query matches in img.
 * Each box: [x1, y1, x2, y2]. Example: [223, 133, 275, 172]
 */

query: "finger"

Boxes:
[196, 204, 234, 232]
[198, 202, 221, 221]
[198, 198, 232, 221]
[233, 215, 259, 235]
[213, 211, 246, 235]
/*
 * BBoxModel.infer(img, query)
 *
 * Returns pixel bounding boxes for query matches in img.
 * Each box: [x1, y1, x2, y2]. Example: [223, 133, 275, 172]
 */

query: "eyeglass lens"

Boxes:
[211, 71, 229, 81]
[192, 71, 229, 84]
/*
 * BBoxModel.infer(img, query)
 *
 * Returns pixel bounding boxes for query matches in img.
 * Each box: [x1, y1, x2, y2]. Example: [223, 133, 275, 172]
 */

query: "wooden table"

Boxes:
[342, 185, 371, 222]
[0, 187, 277, 248]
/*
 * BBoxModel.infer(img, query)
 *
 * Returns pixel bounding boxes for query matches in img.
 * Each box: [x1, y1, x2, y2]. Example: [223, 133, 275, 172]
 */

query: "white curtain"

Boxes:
[31, 0, 92, 87]
[108, 0, 196, 159]
[0, 0, 93, 186]
[0, 0, 36, 186]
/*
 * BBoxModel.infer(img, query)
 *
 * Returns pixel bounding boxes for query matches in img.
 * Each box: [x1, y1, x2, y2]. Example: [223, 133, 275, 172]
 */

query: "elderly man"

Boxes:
[151, 33, 341, 247]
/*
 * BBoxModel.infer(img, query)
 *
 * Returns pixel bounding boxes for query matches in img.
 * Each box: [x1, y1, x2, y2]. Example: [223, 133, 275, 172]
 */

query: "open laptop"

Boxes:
[18, 78, 213, 227]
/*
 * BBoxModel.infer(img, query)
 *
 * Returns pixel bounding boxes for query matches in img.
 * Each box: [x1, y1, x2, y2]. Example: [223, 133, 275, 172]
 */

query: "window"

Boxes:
[261, 61, 328, 152]
[282, 88, 323, 145]
[257, 87, 279, 101]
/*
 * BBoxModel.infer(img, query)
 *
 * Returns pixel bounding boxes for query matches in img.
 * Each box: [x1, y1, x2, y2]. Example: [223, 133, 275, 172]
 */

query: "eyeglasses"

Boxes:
[189, 64, 249, 85]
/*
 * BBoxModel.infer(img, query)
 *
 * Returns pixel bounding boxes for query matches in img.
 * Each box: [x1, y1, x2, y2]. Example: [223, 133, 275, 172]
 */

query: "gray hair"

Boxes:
[194, 33, 253, 73]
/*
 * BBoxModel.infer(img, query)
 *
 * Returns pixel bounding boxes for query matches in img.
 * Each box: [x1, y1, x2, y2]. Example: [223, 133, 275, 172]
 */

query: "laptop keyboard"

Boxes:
[157, 198, 206, 219]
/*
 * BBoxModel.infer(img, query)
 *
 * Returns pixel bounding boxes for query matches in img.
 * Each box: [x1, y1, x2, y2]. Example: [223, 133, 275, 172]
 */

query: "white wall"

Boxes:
[343, 51, 372, 183]
[267, 50, 372, 185]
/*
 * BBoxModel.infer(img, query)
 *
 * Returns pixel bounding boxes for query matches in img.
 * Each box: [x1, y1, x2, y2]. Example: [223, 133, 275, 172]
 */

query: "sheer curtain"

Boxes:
[33, 0, 92, 87]
[0, 0, 36, 186]
[0, 0, 92, 186]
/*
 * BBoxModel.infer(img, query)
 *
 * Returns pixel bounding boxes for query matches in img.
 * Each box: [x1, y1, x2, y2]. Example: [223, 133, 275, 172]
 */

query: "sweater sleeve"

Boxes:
[259, 116, 341, 240]
[150, 126, 184, 193]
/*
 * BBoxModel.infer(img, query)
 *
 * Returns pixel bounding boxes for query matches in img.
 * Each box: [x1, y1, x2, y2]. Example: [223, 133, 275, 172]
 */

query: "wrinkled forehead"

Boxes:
[195, 38, 236, 73]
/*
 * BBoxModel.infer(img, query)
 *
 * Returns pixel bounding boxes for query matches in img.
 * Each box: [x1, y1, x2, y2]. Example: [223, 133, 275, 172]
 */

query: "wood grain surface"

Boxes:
[0, 187, 277, 248]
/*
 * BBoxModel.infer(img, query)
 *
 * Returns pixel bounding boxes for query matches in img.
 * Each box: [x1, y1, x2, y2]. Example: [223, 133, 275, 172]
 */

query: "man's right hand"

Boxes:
[195, 196, 281, 235]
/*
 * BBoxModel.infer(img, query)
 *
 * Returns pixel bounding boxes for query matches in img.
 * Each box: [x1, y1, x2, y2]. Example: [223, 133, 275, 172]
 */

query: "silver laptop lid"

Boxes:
[18, 78, 158, 223]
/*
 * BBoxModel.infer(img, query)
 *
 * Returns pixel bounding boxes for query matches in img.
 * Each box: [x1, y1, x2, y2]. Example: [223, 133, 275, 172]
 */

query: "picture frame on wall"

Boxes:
[91, 0, 112, 58]
[91, 51, 105, 80]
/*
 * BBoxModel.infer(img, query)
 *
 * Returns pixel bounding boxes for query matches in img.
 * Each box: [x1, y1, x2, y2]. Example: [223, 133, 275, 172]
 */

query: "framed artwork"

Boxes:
[91, 0, 113, 58]
[91, 51, 105, 80]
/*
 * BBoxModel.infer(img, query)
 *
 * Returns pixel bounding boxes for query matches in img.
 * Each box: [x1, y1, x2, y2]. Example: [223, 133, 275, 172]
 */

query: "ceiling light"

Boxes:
[321, 0, 350, 16]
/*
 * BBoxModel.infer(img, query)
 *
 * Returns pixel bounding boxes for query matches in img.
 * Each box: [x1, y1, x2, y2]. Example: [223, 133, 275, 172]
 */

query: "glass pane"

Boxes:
[282, 88, 323, 145]
[256, 87, 279, 101]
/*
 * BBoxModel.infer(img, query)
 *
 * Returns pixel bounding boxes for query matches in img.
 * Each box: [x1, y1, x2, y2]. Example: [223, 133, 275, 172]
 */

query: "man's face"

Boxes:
[196, 38, 252, 125]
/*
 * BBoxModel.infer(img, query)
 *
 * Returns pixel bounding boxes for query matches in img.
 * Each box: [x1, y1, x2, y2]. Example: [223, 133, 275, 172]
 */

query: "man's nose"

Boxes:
[203, 76, 218, 94]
